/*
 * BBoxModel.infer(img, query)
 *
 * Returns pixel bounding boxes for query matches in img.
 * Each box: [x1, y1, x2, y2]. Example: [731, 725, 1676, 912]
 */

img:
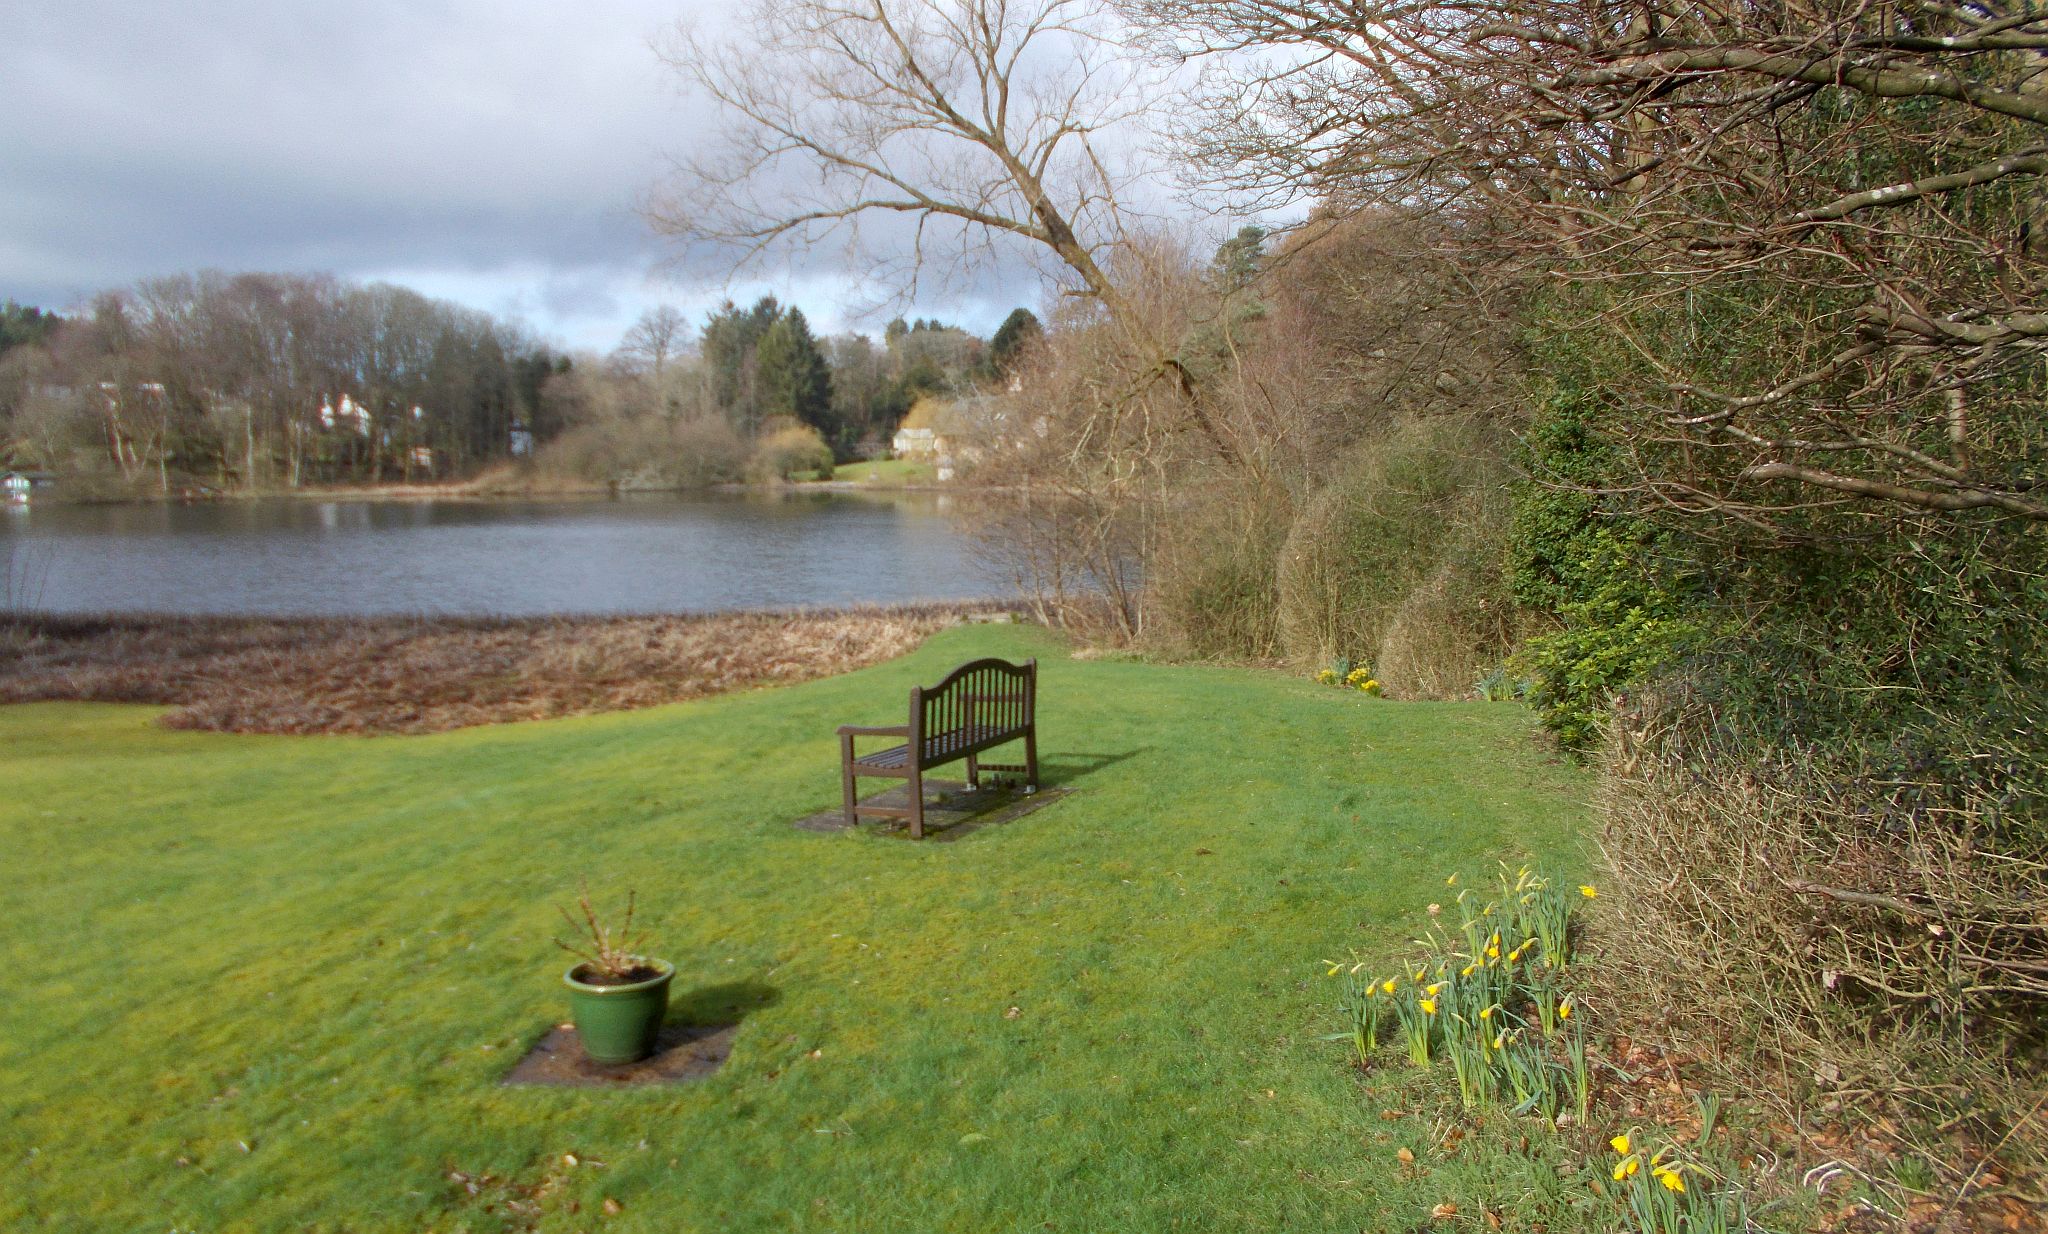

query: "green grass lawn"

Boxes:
[825, 457, 937, 486]
[0, 625, 1591, 1232]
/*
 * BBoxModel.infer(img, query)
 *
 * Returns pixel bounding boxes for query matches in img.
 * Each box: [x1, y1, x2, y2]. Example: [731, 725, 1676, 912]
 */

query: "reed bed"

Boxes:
[0, 603, 1012, 735]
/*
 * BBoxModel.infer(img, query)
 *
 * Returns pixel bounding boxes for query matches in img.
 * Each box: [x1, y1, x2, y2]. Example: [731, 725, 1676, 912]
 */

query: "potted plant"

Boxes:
[555, 885, 673, 1065]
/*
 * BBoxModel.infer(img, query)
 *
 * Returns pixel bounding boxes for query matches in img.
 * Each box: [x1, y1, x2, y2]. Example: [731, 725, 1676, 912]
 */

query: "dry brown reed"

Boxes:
[0, 603, 1009, 735]
[1591, 687, 2048, 1174]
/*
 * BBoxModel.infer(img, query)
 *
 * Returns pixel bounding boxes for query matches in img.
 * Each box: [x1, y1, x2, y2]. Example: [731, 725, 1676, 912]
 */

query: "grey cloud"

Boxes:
[0, 1, 1096, 346]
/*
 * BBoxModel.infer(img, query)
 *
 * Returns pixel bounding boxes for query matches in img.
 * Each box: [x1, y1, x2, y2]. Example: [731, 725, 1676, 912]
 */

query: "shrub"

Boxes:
[1593, 665, 2048, 1165]
[1275, 414, 1516, 694]
[1516, 529, 1704, 750]
[748, 420, 836, 482]
[1145, 484, 1286, 658]
[1374, 494, 1521, 698]
[535, 415, 746, 488]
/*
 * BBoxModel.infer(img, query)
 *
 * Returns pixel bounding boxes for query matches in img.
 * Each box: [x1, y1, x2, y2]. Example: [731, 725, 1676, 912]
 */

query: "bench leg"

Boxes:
[908, 765, 925, 840]
[1024, 726, 1039, 794]
[966, 753, 979, 791]
[840, 735, 858, 827]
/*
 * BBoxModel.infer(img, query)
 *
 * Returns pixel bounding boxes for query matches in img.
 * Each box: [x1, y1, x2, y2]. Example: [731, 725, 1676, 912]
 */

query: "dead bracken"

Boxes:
[0, 603, 1011, 735]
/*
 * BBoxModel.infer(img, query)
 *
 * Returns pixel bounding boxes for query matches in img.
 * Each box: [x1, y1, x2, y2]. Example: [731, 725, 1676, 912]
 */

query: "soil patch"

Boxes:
[794, 779, 1073, 840]
[0, 603, 1015, 735]
[502, 1023, 738, 1088]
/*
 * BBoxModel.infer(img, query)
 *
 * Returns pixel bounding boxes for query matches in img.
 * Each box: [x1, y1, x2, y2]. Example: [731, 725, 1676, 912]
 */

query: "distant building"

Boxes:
[509, 425, 534, 458]
[2, 470, 56, 503]
[891, 425, 937, 459]
[888, 394, 1040, 480]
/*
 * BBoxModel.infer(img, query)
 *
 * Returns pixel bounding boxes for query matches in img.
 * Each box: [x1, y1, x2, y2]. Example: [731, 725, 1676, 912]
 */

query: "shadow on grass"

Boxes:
[668, 979, 780, 1028]
[1037, 748, 1145, 788]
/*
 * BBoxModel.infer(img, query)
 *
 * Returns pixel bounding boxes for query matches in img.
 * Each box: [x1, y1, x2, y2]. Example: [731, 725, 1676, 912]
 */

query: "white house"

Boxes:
[2, 470, 56, 503]
[891, 425, 937, 459]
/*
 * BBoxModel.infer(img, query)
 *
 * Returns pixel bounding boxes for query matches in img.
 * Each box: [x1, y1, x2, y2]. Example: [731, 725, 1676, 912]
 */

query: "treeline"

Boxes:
[0, 277, 559, 494]
[0, 281, 1039, 494]
[535, 297, 1023, 488]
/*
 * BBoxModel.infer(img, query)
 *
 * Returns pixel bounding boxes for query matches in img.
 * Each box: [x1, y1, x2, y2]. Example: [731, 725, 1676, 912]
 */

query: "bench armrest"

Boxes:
[837, 724, 910, 738]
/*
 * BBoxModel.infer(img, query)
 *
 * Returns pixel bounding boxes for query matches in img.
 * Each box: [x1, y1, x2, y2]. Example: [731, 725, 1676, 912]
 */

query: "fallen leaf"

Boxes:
[562, 1153, 579, 1167]
[1396, 1147, 1416, 1165]
[1381, 1109, 1408, 1121]
[1431, 1202, 1459, 1220]
[1004, 1006, 1022, 1020]
[959, 1133, 990, 1145]
[602, 1197, 623, 1216]
[1485, 1211, 1502, 1230]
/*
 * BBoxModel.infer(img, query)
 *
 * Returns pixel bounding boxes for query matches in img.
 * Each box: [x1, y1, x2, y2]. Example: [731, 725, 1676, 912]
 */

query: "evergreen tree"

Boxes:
[755, 308, 834, 441]
[1209, 225, 1268, 294]
[988, 307, 1042, 378]
[701, 296, 782, 431]
[0, 302, 59, 357]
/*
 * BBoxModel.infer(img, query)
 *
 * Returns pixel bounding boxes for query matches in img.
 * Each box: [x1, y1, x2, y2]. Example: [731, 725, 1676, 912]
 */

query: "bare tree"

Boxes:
[655, 0, 1267, 472]
[618, 305, 690, 385]
[651, 0, 1160, 310]
[1140, 0, 2048, 524]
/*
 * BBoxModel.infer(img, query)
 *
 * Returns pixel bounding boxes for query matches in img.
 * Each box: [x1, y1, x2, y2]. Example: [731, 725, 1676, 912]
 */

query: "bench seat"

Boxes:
[852, 726, 1018, 772]
[837, 658, 1038, 837]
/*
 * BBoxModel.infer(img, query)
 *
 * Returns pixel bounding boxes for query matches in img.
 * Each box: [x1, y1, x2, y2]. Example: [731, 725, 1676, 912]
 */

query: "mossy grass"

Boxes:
[1, 624, 1591, 1231]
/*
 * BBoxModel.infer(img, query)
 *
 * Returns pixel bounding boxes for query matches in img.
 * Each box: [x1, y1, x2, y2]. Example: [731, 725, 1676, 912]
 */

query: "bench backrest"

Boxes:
[911, 657, 1036, 754]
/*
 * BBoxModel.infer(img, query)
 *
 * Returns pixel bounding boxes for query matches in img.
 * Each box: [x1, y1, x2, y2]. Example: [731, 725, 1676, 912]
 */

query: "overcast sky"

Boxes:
[1, 1, 1069, 351]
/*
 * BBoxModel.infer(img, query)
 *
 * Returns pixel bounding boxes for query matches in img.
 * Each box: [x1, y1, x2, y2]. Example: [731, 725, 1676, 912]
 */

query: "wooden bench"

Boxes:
[838, 657, 1039, 838]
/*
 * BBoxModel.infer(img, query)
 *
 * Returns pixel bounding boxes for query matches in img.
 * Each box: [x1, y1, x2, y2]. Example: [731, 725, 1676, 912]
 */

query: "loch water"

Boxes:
[0, 491, 1000, 616]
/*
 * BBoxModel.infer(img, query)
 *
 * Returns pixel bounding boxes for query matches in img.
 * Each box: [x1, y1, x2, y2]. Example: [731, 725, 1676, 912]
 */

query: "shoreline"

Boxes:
[18, 477, 995, 505]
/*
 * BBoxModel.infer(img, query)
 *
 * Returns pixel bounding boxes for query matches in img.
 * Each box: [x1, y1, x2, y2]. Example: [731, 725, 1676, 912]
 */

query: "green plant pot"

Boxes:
[563, 958, 674, 1064]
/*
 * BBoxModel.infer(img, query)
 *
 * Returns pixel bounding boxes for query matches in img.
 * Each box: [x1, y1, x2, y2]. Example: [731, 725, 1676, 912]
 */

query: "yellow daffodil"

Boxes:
[1655, 1167, 1685, 1194]
[1327, 964, 1342, 977]
[1413, 968, 1426, 982]
[1419, 998, 1437, 1015]
[1486, 944, 1501, 959]
[1580, 885, 1597, 899]
[1492, 1032, 1506, 1049]
[1381, 979, 1397, 995]
[1426, 982, 1443, 996]
[1446, 873, 1458, 886]
[1612, 1157, 1639, 1180]
[1460, 963, 1476, 977]
[1558, 1000, 1573, 1020]
[1610, 1134, 1631, 1155]
[1478, 1006, 1494, 1021]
